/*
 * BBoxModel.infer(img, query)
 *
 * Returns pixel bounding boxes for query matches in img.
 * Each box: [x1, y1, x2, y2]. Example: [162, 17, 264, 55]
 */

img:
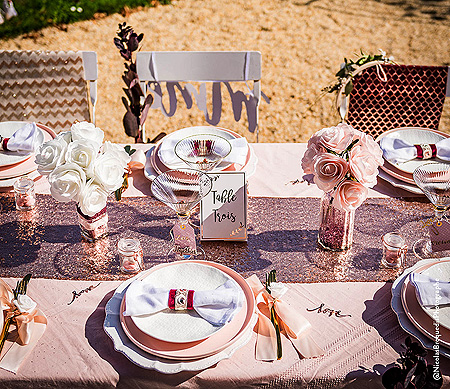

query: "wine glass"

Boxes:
[174, 134, 232, 172]
[151, 168, 212, 259]
[412, 162, 450, 259]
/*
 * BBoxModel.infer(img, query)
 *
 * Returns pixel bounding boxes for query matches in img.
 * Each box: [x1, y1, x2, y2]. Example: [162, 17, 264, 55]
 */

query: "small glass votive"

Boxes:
[118, 238, 143, 274]
[381, 232, 407, 269]
[14, 177, 36, 211]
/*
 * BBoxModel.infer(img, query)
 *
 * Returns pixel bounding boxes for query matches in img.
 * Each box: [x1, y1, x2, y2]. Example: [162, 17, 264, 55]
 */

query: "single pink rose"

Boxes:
[302, 143, 321, 174]
[318, 123, 355, 153]
[333, 180, 368, 211]
[349, 144, 381, 188]
[313, 153, 349, 192]
[359, 133, 384, 165]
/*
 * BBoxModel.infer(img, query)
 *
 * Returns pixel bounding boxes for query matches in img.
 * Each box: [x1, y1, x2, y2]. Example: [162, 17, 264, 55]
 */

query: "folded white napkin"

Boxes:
[159, 136, 248, 168]
[123, 279, 244, 326]
[379, 136, 450, 164]
[410, 272, 450, 307]
[1, 122, 44, 154]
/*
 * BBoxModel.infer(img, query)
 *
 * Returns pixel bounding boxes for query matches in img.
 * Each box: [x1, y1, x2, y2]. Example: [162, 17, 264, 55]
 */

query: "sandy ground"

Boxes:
[0, 0, 449, 143]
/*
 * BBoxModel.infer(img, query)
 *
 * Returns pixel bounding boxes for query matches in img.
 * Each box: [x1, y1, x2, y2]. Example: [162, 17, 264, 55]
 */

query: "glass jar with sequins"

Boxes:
[118, 238, 143, 274]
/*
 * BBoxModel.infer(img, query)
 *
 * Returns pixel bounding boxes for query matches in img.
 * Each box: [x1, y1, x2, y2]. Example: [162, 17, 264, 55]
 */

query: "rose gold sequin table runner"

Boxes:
[0, 194, 432, 282]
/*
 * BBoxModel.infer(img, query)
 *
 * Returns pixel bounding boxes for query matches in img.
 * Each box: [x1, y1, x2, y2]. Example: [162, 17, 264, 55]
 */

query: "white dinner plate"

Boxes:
[378, 127, 450, 174]
[419, 261, 450, 331]
[129, 262, 242, 343]
[0, 170, 40, 188]
[158, 126, 238, 171]
[0, 121, 45, 167]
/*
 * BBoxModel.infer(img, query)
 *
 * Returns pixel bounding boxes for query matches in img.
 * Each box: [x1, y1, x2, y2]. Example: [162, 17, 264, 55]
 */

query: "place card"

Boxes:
[200, 172, 247, 241]
[429, 219, 450, 252]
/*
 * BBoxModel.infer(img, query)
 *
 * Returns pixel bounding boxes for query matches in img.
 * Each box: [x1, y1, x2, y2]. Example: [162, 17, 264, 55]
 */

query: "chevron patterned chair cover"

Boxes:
[0, 50, 94, 133]
[337, 63, 450, 139]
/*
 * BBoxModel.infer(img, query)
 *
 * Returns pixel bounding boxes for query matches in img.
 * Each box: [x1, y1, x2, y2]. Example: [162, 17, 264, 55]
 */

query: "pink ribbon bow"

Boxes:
[0, 279, 47, 373]
[247, 275, 324, 361]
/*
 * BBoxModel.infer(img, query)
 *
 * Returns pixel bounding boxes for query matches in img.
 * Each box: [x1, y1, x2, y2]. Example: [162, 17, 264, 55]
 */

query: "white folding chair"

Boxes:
[136, 51, 262, 141]
[0, 50, 98, 132]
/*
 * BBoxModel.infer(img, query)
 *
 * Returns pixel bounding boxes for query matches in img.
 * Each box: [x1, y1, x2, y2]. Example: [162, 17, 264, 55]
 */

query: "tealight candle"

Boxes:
[118, 238, 143, 274]
[381, 232, 407, 269]
[14, 177, 36, 211]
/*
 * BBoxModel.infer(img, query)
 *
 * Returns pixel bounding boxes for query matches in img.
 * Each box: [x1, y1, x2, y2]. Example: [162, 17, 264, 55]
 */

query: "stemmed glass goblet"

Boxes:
[175, 134, 232, 172]
[151, 168, 212, 259]
[412, 162, 450, 259]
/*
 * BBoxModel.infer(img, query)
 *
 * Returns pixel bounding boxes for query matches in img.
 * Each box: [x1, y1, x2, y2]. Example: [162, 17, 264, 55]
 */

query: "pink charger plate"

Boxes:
[119, 260, 256, 360]
[401, 260, 450, 348]
[151, 128, 252, 175]
[0, 123, 56, 180]
[376, 127, 450, 186]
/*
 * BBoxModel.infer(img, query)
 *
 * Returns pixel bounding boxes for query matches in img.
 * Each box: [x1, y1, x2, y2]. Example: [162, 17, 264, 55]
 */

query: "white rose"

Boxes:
[78, 179, 108, 217]
[102, 141, 131, 168]
[93, 151, 127, 192]
[268, 282, 288, 299]
[65, 140, 99, 178]
[55, 131, 72, 144]
[34, 137, 68, 175]
[70, 121, 104, 147]
[48, 163, 86, 203]
[13, 294, 37, 313]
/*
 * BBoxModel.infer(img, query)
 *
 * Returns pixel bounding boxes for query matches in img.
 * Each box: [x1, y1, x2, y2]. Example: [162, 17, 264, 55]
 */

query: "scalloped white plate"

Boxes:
[378, 169, 423, 195]
[104, 268, 256, 373]
[391, 259, 450, 358]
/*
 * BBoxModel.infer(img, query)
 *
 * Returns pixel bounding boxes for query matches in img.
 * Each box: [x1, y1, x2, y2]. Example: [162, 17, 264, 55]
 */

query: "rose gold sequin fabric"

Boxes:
[0, 194, 430, 282]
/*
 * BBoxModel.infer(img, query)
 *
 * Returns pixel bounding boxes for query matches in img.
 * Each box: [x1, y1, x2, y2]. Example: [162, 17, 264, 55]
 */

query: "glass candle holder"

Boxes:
[118, 238, 143, 274]
[381, 232, 407, 269]
[14, 177, 36, 211]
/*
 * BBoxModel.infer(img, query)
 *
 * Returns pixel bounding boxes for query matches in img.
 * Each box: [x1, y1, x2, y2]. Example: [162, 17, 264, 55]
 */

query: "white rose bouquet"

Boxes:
[35, 122, 132, 217]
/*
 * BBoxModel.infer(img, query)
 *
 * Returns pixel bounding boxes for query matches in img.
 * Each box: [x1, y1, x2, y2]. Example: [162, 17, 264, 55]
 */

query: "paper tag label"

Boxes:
[172, 222, 197, 255]
[429, 219, 450, 252]
[200, 172, 247, 241]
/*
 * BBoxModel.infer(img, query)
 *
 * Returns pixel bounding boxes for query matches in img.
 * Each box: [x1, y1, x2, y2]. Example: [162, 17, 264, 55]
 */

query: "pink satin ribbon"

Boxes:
[247, 275, 324, 361]
[0, 279, 47, 372]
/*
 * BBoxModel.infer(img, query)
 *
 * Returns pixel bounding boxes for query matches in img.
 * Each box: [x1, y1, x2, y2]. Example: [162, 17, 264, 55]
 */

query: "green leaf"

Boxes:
[335, 68, 346, 78]
[115, 188, 122, 201]
[124, 145, 136, 156]
[270, 306, 283, 359]
[344, 79, 353, 96]
[13, 274, 32, 299]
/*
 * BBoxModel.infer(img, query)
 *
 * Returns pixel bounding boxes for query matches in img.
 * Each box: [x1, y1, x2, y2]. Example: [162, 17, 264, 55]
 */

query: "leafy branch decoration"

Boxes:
[114, 22, 153, 143]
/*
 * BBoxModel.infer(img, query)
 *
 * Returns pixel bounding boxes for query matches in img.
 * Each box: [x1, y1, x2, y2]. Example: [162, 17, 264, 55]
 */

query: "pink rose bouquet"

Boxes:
[301, 123, 383, 211]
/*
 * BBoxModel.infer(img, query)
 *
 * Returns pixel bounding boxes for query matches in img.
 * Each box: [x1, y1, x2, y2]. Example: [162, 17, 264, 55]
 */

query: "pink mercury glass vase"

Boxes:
[317, 191, 355, 251]
[76, 205, 109, 242]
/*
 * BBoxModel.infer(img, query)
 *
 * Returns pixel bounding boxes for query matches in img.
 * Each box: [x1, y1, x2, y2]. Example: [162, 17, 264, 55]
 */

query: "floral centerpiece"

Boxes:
[301, 122, 383, 250]
[35, 121, 131, 242]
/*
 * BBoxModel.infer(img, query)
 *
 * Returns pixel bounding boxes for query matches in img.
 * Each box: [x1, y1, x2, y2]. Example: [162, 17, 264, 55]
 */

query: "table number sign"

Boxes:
[200, 172, 247, 241]
[429, 219, 450, 252]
